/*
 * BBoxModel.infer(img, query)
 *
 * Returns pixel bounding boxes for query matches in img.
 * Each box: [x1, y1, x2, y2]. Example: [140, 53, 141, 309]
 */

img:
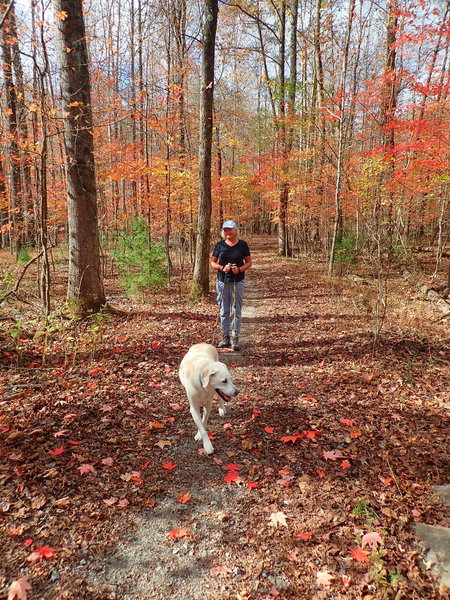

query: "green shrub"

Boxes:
[335, 231, 359, 265]
[112, 220, 168, 297]
[17, 247, 32, 264]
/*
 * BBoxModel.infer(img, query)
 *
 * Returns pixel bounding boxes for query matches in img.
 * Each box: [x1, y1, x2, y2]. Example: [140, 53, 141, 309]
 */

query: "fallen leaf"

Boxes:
[269, 511, 288, 528]
[293, 531, 312, 541]
[224, 471, 241, 485]
[177, 492, 191, 504]
[150, 421, 165, 429]
[264, 426, 274, 434]
[37, 545, 56, 559]
[223, 463, 240, 471]
[101, 457, 114, 466]
[339, 418, 356, 426]
[350, 546, 369, 563]
[212, 565, 232, 576]
[323, 449, 344, 461]
[341, 460, 351, 469]
[361, 531, 383, 549]
[49, 446, 65, 456]
[316, 570, 334, 586]
[304, 429, 321, 439]
[77, 464, 95, 475]
[103, 497, 118, 506]
[168, 528, 189, 539]
[247, 481, 259, 490]
[7, 577, 31, 600]
[162, 461, 177, 470]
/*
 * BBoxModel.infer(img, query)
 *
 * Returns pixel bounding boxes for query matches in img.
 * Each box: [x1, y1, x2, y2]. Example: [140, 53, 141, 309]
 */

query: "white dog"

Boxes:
[179, 343, 239, 454]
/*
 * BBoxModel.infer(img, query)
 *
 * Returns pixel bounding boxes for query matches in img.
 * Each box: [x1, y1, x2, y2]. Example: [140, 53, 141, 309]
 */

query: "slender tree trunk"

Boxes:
[8, 2, 33, 244]
[1, 2, 22, 255]
[328, 0, 355, 276]
[191, 0, 218, 298]
[52, 0, 105, 313]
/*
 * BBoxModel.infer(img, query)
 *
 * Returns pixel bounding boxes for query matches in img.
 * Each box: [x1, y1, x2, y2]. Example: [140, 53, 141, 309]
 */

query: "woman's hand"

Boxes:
[231, 264, 240, 275]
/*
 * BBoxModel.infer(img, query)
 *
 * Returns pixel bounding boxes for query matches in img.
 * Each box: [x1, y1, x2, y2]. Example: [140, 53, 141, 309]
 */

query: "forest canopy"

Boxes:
[0, 0, 448, 272]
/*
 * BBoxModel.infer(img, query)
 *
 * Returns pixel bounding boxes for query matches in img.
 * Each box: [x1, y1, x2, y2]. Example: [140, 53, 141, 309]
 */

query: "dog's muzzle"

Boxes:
[215, 388, 238, 402]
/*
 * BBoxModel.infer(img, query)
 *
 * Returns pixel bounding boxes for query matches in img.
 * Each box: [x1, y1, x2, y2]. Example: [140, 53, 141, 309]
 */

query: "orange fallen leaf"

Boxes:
[7, 577, 31, 600]
[293, 531, 313, 541]
[350, 546, 369, 563]
[168, 528, 189, 539]
[177, 492, 191, 504]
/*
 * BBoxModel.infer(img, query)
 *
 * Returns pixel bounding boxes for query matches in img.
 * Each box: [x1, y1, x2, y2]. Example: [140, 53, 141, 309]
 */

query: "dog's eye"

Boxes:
[222, 379, 228, 384]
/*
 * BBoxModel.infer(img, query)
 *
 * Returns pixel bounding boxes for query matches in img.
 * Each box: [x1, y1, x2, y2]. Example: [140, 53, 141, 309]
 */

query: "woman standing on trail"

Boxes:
[210, 220, 252, 351]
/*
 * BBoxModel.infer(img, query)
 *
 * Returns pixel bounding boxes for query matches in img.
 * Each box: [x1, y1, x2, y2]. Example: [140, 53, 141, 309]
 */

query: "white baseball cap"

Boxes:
[222, 220, 237, 229]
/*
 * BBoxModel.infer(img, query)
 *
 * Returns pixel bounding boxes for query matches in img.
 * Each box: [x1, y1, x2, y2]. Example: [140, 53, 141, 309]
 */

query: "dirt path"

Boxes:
[1, 240, 449, 600]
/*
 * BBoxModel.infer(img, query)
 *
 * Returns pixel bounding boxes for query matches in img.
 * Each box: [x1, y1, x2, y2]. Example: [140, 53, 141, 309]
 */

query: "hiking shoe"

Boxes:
[231, 336, 240, 351]
[218, 335, 231, 348]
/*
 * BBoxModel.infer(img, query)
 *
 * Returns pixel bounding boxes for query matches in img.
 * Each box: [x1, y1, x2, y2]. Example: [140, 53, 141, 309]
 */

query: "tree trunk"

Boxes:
[1, 1, 22, 256]
[328, 0, 355, 276]
[191, 0, 218, 298]
[52, 0, 105, 313]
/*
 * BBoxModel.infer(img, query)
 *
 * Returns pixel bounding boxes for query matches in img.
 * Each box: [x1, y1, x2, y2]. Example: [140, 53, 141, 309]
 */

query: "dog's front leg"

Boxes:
[190, 404, 214, 455]
[218, 397, 226, 417]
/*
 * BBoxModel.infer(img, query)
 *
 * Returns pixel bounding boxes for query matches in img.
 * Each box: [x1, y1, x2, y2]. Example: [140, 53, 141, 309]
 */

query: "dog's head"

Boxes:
[200, 362, 239, 401]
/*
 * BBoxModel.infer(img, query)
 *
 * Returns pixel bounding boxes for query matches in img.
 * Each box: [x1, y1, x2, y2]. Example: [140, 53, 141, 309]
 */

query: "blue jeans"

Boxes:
[216, 280, 245, 337]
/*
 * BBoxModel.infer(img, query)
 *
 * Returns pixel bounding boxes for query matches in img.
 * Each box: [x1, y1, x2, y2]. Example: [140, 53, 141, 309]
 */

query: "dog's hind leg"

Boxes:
[190, 404, 214, 454]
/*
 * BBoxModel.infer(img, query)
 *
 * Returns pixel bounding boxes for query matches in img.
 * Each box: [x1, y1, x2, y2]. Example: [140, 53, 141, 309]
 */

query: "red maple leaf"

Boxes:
[339, 418, 356, 426]
[294, 531, 313, 541]
[168, 529, 189, 539]
[247, 481, 259, 490]
[223, 463, 240, 471]
[281, 433, 302, 443]
[224, 471, 241, 485]
[350, 546, 369, 563]
[264, 426, 275, 434]
[37, 545, 56, 559]
[162, 460, 177, 470]
[341, 460, 351, 469]
[304, 430, 322, 439]
[49, 446, 65, 456]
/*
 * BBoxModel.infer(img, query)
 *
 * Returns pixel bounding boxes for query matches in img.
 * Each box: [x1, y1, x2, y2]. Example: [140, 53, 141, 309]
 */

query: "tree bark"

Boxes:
[191, 0, 218, 298]
[52, 0, 105, 313]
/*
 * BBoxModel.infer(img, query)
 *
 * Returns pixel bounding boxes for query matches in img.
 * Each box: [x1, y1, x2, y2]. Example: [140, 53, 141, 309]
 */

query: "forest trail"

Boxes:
[1, 239, 449, 600]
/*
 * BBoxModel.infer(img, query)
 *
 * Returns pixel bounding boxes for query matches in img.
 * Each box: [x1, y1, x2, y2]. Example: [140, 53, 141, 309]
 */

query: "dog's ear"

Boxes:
[201, 367, 217, 388]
